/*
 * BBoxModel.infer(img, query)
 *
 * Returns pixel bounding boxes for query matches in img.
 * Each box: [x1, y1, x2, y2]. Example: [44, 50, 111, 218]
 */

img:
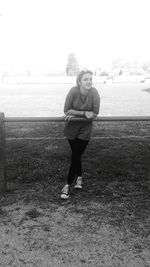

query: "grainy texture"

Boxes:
[0, 122, 150, 266]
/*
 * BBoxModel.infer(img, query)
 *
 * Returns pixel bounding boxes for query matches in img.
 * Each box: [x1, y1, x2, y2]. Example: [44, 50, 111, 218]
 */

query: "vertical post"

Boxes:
[148, 169, 150, 191]
[0, 112, 6, 193]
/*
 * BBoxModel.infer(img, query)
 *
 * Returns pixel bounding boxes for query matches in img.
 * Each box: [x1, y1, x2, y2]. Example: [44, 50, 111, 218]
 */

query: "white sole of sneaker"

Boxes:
[61, 193, 69, 199]
[74, 185, 82, 189]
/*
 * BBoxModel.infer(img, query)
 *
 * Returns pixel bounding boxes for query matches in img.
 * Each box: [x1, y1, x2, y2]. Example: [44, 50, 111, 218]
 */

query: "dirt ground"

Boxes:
[0, 178, 150, 267]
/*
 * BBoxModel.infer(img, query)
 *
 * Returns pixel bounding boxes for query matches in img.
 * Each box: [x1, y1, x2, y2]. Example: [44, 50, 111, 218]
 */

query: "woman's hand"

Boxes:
[84, 111, 97, 119]
[64, 115, 75, 121]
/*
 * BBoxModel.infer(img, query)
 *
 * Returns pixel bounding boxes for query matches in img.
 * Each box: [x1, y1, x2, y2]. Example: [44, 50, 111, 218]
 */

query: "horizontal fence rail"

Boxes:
[4, 115, 150, 122]
[0, 112, 150, 194]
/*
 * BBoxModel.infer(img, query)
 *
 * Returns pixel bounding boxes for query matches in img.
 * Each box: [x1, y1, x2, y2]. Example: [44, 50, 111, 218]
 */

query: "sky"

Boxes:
[0, 0, 150, 73]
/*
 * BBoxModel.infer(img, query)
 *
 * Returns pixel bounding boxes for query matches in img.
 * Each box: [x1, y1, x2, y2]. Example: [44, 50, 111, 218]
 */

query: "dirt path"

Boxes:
[0, 182, 150, 267]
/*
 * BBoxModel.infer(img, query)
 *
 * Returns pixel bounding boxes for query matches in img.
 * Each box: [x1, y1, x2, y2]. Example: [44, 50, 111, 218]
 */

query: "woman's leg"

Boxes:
[75, 138, 89, 176]
[67, 139, 77, 185]
[67, 138, 89, 185]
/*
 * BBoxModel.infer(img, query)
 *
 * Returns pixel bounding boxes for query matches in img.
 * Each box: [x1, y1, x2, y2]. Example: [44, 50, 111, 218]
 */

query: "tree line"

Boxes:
[66, 53, 150, 76]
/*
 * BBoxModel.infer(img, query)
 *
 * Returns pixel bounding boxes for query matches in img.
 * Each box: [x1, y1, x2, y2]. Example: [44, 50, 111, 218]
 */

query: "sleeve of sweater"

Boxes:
[92, 88, 100, 115]
[64, 87, 75, 113]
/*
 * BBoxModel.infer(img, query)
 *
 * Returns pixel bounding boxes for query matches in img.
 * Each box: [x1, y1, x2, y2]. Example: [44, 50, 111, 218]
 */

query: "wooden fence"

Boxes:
[0, 112, 150, 194]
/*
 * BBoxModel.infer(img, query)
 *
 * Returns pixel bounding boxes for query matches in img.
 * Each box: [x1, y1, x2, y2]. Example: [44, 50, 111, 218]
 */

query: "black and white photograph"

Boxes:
[0, 0, 150, 266]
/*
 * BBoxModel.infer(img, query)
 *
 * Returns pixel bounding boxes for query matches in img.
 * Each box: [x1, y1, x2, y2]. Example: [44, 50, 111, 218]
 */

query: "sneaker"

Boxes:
[74, 176, 82, 189]
[61, 184, 70, 199]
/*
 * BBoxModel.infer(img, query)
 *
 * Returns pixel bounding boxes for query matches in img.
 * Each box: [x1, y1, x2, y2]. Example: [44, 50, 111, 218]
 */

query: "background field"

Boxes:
[0, 81, 150, 117]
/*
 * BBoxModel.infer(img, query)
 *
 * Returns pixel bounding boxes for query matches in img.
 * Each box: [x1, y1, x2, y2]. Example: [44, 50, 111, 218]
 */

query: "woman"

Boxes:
[61, 69, 100, 199]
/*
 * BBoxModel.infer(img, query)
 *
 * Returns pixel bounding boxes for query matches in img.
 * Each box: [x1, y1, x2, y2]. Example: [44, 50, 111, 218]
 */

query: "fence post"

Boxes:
[148, 169, 150, 191]
[0, 112, 6, 194]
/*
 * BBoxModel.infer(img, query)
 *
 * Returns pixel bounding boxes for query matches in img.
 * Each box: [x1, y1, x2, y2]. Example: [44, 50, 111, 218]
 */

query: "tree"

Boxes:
[142, 61, 150, 72]
[66, 53, 79, 76]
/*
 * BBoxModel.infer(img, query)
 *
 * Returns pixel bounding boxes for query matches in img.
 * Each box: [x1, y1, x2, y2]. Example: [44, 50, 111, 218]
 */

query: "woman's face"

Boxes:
[80, 73, 92, 90]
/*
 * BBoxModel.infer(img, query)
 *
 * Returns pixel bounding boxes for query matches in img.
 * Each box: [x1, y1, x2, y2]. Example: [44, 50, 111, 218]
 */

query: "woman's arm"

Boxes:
[65, 109, 85, 117]
[64, 87, 85, 117]
[92, 88, 100, 115]
[81, 88, 100, 119]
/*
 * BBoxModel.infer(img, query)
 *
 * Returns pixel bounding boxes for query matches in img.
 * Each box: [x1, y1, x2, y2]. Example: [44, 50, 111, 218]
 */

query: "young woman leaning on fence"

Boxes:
[61, 69, 100, 199]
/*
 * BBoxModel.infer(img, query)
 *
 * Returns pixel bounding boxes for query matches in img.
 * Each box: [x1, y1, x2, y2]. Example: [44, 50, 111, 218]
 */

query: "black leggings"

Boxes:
[67, 138, 89, 185]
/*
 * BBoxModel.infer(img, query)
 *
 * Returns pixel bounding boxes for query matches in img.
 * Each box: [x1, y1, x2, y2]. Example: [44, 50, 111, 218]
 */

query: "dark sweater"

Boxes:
[64, 86, 100, 140]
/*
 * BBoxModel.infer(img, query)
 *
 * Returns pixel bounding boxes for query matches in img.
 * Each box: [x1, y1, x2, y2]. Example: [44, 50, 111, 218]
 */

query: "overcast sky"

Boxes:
[0, 0, 150, 72]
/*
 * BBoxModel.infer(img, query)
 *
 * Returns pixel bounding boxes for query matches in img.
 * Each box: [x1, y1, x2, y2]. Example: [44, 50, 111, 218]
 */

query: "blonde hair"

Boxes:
[76, 69, 93, 86]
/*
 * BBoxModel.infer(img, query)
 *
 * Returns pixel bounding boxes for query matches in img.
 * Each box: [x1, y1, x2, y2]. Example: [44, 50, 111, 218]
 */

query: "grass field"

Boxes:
[0, 120, 149, 266]
[0, 82, 150, 116]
